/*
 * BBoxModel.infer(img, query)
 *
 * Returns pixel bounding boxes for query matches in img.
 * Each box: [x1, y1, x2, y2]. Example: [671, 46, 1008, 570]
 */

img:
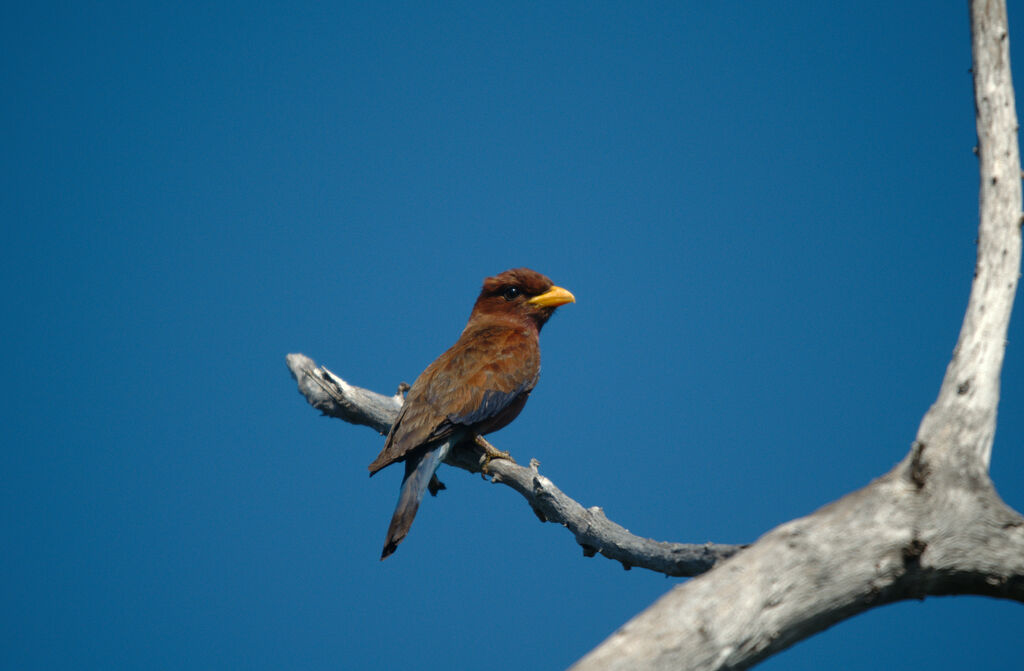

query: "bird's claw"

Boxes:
[474, 434, 515, 474]
[480, 450, 513, 474]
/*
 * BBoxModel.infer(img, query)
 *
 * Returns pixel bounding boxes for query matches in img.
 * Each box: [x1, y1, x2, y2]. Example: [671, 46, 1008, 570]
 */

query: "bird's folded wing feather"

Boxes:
[367, 327, 539, 473]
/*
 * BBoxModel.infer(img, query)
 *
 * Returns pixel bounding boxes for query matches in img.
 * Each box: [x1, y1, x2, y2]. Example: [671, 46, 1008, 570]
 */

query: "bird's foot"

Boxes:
[475, 434, 515, 474]
[427, 473, 447, 497]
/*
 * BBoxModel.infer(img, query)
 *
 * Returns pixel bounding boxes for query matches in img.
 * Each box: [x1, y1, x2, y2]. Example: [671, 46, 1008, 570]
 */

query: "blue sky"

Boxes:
[4, 2, 1023, 669]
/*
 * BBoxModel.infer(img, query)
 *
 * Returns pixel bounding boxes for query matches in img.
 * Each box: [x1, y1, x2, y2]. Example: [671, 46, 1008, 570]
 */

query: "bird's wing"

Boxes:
[424, 327, 539, 434]
[367, 327, 539, 474]
[367, 389, 444, 474]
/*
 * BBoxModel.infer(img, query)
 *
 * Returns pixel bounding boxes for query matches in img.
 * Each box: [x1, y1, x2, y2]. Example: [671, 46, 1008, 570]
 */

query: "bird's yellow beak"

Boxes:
[528, 285, 576, 308]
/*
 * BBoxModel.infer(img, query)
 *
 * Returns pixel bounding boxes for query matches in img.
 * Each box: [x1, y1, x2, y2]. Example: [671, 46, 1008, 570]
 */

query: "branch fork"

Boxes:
[287, 2, 1023, 667]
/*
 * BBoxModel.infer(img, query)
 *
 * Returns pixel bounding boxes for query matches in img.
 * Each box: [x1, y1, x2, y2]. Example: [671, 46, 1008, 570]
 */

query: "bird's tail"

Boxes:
[380, 438, 454, 559]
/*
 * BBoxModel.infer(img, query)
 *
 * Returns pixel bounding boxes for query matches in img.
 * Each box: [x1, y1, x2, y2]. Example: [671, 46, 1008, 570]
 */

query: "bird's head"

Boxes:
[467, 268, 575, 332]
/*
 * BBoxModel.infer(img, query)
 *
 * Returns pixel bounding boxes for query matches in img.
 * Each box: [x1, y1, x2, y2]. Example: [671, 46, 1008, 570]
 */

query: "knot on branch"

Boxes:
[901, 539, 927, 569]
[909, 441, 930, 489]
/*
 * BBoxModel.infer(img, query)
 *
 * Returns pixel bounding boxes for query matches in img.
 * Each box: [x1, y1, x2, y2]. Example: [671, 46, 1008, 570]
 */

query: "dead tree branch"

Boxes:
[287, 353, 744, 576]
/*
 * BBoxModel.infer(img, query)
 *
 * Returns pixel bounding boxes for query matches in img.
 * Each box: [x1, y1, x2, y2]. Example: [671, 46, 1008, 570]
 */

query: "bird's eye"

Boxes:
[502, 286, 522, 301]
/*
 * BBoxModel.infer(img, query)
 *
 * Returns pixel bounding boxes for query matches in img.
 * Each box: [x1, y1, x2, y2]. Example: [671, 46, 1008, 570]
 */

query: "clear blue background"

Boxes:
[4, 2, 1023, 669]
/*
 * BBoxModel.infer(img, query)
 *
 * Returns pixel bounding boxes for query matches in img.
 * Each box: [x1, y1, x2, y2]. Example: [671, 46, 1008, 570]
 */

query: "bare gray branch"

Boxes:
[287, 353, 402, 434]
[286, 353, 744, 576]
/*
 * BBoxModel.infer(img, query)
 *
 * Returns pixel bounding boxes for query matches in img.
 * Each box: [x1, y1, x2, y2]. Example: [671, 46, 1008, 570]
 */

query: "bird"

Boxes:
[368, 268, 575, 559]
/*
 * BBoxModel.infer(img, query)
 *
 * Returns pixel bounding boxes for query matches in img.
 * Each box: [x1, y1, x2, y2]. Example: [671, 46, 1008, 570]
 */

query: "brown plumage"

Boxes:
[369, 268, 575, 558]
